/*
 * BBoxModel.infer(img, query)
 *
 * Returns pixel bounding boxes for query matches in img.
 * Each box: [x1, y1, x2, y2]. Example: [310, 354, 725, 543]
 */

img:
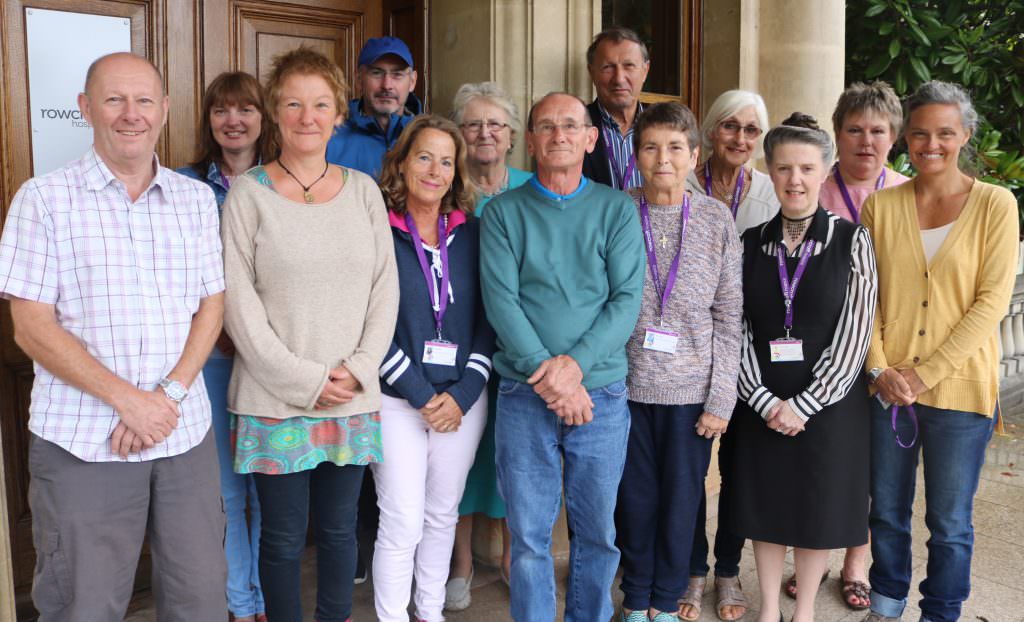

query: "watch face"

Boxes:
[161, 379, 187, 401]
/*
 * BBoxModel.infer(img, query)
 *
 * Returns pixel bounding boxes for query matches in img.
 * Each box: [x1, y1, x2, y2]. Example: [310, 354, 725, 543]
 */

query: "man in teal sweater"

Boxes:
[480, 92, 644, 622]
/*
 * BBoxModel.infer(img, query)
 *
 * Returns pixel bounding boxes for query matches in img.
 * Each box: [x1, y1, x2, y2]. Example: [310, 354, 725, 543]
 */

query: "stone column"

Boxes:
[430, 0, 599, 170]
[702, 0, 845, 139]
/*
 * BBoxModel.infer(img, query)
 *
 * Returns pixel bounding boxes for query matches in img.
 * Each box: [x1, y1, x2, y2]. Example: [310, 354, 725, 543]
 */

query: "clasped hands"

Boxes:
[528, 355, 594, 426]
[419, 392, 464, 433]
[874, 367, 927, 407]
[314, 365, 361, 410]
[110, 385, 182, 458]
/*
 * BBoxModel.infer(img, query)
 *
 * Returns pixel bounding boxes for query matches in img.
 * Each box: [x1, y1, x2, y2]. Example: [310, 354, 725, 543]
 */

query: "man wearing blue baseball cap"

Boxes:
[327, 36, 422, 178]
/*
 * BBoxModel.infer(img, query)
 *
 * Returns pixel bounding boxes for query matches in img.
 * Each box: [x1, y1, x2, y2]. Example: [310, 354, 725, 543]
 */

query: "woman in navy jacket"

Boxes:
[372, 114, 495, 622]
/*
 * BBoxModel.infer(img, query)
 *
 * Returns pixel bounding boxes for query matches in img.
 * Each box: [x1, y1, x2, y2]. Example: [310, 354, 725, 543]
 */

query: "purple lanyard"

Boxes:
[603, 127, 637, 190]
[703, 162, 745, 220]
[832, 164, 885, 224]
[405, 214, 450, 339]
[891, 404, 919, 448]
[639, 195, 691, 321]
[219, 173, 231, 190]
[775, 240, 816, 337]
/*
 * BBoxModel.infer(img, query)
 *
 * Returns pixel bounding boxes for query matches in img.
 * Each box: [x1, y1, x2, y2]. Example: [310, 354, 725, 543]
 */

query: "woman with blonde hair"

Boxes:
[373, 115, 494, 622]
[221, 47, 398, 622]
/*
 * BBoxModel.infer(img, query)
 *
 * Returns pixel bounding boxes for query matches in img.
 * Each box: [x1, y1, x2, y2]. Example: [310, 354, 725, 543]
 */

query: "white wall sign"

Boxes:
[26, 8, 132, 175]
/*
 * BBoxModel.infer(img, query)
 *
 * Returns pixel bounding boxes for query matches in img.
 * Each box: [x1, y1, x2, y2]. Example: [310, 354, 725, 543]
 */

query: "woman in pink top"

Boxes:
[820, 82, 910, 225]
[786, 81, 909, 612]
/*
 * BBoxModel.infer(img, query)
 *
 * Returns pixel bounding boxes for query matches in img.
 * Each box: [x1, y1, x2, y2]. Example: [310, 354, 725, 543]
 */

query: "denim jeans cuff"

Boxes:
[870, 589, 907, 618]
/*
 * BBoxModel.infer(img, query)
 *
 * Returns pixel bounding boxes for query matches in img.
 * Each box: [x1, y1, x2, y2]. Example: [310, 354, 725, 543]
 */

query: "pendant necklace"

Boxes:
[279, 159, 330, 204]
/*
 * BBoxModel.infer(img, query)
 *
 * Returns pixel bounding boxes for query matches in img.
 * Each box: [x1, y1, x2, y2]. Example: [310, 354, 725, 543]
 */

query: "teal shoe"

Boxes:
[651, 612, 678, 621]
[620, 610, 649, 622]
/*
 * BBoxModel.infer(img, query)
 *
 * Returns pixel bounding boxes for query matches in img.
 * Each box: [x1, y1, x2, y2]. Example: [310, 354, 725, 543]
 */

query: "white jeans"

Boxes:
[372, 391, 487, 622]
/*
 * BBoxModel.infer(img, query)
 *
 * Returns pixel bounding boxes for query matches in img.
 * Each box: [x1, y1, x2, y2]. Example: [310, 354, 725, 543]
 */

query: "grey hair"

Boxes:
[763, 112, 835, 168]
[904, 80, 978, 135]
[586, 26, 650, 66]
[700, 89, 770, 160]
[451, 82, 523, 150]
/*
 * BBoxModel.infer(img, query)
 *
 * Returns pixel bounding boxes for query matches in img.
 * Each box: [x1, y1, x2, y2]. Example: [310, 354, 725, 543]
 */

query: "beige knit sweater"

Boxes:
[221, 169, 399, 419]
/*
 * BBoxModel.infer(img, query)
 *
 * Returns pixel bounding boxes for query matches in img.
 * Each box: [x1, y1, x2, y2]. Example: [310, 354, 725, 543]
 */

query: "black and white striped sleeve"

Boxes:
[736, 315, 782, 419]
[787, 227, 877, 421]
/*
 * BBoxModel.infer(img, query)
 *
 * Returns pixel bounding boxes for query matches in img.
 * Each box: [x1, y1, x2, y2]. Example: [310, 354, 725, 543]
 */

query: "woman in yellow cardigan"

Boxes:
[860, 81, 1018, 622]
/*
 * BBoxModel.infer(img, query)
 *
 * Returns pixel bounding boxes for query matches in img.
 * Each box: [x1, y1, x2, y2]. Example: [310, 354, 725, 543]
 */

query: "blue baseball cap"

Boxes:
[358, 37, 414, 68]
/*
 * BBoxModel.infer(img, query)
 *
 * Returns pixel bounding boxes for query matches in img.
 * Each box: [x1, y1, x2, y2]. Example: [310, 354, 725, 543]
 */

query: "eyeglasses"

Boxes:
[365, 67, 411, 81]
[531, 122, 591, 136]
[719, 121, 762, 139]
[460, 120, 510, 134]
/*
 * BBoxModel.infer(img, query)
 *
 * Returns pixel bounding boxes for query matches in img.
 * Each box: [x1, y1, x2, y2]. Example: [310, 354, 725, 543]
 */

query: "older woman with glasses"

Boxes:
[680, 88, 777, 622]
[687, 90, 778, 235]
[445, 81, 531, 611]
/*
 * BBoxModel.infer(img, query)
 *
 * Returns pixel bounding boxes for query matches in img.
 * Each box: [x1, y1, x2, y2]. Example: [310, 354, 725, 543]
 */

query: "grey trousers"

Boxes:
[28, 431, 227, 622]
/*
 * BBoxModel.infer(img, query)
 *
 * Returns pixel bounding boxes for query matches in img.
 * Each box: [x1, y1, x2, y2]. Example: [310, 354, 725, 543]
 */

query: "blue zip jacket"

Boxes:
[326, 93, 424, 179]
[379, 209, 495, 414]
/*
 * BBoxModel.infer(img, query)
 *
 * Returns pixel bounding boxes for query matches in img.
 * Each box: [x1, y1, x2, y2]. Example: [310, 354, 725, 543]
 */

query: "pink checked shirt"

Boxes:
[0, 149, 225, 462]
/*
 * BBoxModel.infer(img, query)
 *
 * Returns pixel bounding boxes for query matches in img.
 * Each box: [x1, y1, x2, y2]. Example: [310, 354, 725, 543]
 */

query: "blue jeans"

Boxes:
[495, 377, 630, 622]
[868, 400, 994, 622]
[203, 357, 265, 617]
[254, 462, 364, 622]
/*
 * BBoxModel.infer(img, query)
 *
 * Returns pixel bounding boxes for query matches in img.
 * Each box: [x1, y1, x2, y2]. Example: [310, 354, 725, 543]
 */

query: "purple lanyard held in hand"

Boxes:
[406, 213, 450, 339]
[832, 164, 885, 224]
[704, 161, 745, 220]
[891, 404, 919, 448]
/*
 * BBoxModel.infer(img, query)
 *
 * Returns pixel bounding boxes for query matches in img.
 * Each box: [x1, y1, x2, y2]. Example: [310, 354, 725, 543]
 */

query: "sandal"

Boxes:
[783, 568, 828, 599]
[839, 570, 871, 610]
[714, 575, 747, 621]
[677, 575, 705, 621]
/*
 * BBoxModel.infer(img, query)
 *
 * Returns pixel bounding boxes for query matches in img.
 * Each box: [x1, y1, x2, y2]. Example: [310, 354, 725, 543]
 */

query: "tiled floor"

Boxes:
[126, 459, 1024, 621]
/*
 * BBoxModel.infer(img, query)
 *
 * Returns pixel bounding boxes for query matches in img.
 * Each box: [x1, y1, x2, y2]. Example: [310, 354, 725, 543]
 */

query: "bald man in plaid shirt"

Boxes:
[0, 53, 227, 620]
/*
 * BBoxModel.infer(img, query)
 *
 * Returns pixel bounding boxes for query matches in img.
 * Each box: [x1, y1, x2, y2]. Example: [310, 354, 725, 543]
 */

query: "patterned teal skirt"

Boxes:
[232, 412, 382, 475]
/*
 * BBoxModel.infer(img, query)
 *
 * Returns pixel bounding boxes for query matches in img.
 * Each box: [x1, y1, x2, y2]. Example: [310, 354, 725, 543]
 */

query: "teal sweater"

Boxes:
[480, 177, 645, 389]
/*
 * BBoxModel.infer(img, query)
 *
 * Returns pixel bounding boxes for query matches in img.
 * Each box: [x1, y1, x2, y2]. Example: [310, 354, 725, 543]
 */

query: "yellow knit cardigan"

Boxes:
[862, 179, 1019, 418]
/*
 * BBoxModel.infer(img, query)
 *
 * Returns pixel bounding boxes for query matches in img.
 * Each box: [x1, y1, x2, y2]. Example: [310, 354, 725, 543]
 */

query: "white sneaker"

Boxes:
[444, 567, 473, 611]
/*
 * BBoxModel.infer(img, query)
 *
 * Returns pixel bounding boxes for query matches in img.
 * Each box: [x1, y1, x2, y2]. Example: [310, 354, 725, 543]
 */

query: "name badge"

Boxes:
[643, 328, 679, 354]
[423, 341, 458, 366]
[769, 339, 803, 362]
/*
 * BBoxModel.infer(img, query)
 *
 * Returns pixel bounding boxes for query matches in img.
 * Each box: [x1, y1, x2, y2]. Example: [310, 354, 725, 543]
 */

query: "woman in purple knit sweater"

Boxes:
[616, 102, 744, 622]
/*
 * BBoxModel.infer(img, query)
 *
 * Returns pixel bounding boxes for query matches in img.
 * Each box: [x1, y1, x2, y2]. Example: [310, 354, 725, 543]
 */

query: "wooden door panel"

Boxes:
[382, 0, 427, 106]
[203, 0, 381, 91]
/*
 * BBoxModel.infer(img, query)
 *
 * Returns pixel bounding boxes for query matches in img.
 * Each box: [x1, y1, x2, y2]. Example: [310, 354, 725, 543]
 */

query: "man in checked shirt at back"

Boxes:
[0, 52, 227, 620]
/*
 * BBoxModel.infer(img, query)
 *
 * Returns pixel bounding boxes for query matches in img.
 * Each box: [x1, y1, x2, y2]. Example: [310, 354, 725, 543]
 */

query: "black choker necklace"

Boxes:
[781, 212, 814, 223]
[279, 159, 329, 203]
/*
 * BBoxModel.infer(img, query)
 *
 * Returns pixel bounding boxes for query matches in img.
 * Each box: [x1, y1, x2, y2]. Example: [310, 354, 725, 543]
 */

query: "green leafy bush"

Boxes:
[847, 0, 1024, 228]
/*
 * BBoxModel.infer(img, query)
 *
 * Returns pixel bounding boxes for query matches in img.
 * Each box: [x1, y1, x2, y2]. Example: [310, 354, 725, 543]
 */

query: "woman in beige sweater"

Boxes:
[221, 48, 398, 622]
[860, 81, 1018, 622]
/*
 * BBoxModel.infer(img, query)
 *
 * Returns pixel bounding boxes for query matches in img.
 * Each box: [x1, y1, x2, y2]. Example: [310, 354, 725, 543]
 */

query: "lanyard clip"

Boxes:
[784, 326, 792, 340]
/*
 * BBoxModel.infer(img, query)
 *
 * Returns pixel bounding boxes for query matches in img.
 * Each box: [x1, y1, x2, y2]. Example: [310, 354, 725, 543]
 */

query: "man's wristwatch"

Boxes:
[158, 377, 188, 403]
[867, 367, 884, 384]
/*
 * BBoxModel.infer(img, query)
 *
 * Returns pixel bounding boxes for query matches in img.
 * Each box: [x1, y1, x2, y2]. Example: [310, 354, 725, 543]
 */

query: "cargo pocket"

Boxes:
[31, 527, 72, 610]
